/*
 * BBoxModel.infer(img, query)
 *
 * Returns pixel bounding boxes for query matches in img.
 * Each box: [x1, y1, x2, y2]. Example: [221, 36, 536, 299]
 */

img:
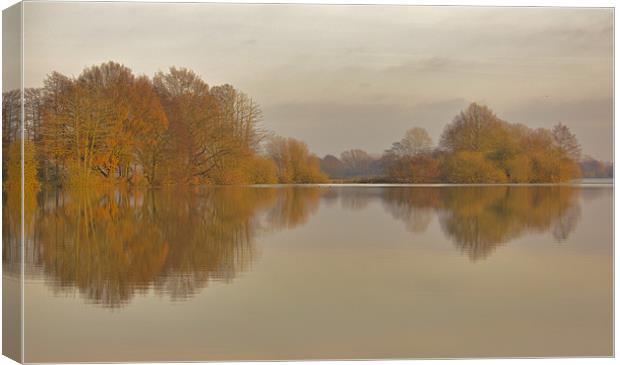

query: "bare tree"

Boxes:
[340, 149, 374, 177]
[552, 123, 581, 161]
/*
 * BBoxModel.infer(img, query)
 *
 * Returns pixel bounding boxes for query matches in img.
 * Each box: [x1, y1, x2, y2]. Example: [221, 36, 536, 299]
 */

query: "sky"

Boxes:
[18, 2, 614, 161]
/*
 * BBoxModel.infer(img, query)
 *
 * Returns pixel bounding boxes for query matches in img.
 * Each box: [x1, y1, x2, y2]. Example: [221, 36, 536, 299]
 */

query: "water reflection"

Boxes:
[437, 186, 580, 260]
[265, 187, 324, 230]
[382, 187, 440, 233]
[381, 186, 581, 260]
[3, 184, 38, 277]
[5, 187, 323, 307]
[3, 185, 586, 307]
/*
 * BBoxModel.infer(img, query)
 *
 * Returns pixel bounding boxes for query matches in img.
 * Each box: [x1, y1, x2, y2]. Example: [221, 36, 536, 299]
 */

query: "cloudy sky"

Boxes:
[20, 2, 613, 160]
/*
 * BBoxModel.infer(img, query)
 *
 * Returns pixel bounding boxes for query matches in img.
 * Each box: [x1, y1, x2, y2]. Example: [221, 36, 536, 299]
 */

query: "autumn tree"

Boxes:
[2, 90, 20, 146]
[265, 136, 327, 183]
[208, 84, 266, 184]
[129, 76, 169, 184]
[439, 103, 507, 154]
[41, 81, 118, 186]
[388, 127, 433, 156]
[75, 62, 138, 181]
[385, 154, 441, 183]
[552, 123, 581, 161]
[33, 62, 279, 187]
[442, 151, 508, 183]
[38, 72, 73, 183]
[210, 84, 264, 151]
[437, 103, 582, 183]
[36, 63, 170, 186]
[2, 89, 21, 187]
[384, 127, 439, 183]
[154, 67, 244, 184]
[24, 62, 588, 187]
[24, 88, 43, 142]
[245, 155, 279, 184]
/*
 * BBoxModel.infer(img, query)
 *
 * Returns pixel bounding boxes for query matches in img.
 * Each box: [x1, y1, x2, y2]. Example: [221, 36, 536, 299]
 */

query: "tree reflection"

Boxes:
[339, 188, 378, 211]
[34, 188, 170, 306]
[441, 186, 581, 260]
[3, 185, 585, 307]
[381, 186, 582, 261]
[2, 184, 39, 277]
[382, 188, 441, 233]
[264, 186, 324, 230]
[12, 186, 322, 307]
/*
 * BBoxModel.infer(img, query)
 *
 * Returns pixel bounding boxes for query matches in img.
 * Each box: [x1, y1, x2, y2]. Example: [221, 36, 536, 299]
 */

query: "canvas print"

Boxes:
[2, 1, 614, 363]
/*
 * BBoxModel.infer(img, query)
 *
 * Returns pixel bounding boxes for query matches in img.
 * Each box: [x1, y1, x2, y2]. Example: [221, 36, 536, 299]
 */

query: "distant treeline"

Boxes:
[321, 103, 613, 183]
[2, 61, 612, 188]
[579, 156, 613, 179]
[3, 185, 582, 304]
[2, 61, 326, 189]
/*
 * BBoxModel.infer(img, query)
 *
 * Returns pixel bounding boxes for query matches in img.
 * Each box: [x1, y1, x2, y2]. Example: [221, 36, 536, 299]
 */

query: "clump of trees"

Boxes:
[3, 89, 41, 192]
[580, 155, 613, 178]
[2, 61, 327, 188]
[437, 103, 581, 183]
[320, 103, 589, 184]
[265, 136, 327, 183]
[383, 127, 441, 183]
[3, 69, 601, 187]
[319, 149, 383, 180]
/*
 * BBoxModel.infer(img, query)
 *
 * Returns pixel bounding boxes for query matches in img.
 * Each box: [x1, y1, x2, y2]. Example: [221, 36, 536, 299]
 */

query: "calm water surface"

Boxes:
[3, 185, 613, 361]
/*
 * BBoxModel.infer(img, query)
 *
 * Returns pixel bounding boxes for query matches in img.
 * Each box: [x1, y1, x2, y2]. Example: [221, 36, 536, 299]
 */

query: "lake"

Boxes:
[3, 184, 613, 361]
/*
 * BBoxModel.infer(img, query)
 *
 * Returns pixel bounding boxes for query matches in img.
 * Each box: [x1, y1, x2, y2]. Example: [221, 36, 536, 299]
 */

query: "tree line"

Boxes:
[2, 61, 327, 188]
[2, 61, 610, 187]
[321, 103, 611, 183]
